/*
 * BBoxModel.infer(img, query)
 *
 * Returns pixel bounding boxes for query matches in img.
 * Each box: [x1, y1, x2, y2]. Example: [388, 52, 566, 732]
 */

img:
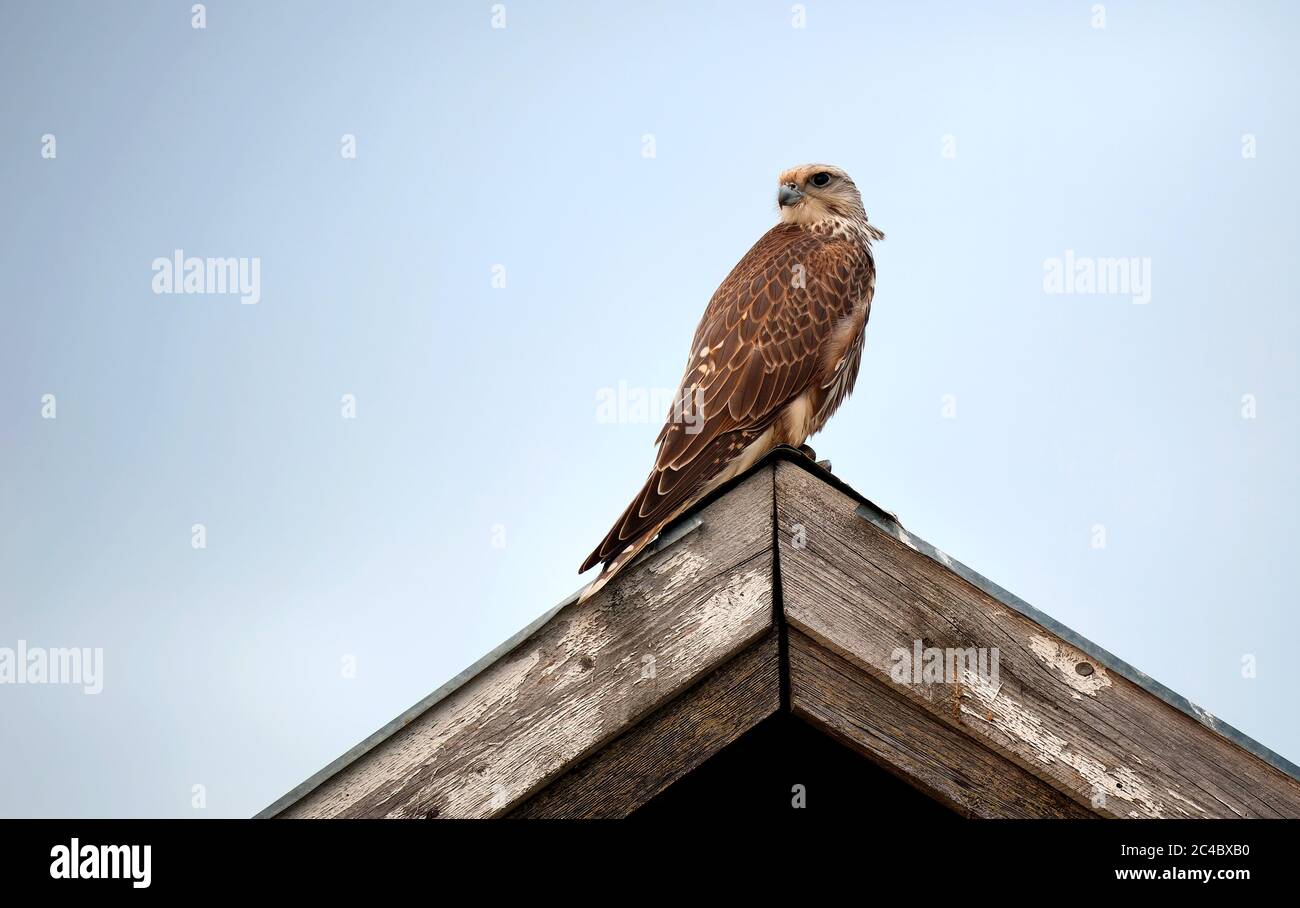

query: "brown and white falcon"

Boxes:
[579, 163, 883, 602]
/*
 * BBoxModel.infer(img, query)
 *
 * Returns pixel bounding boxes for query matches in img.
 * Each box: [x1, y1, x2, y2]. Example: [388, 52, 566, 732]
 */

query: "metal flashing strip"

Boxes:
[633, 513, 704, 566]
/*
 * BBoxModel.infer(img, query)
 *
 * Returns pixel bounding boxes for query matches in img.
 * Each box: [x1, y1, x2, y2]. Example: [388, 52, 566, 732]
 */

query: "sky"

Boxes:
[0, 0, 1296, 818]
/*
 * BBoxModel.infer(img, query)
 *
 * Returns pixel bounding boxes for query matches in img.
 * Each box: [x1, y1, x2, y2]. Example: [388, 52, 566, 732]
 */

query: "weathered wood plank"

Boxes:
[775, 459, 1300, 818]
[789, 629, 1094, 817]
[278, 467, 776, 818]
[509, 630, 781, 818]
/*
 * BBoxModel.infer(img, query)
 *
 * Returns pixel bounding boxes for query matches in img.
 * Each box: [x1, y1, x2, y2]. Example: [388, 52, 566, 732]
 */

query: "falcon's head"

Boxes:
[776, 164, 882, 239]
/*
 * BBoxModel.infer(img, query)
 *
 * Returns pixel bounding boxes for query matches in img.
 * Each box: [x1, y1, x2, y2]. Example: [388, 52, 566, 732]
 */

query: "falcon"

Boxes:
[579, 163, 883, 602]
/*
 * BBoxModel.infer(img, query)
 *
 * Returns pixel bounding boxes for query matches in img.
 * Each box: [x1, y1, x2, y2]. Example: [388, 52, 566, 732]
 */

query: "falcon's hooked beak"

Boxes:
[778, 182, 804, 207]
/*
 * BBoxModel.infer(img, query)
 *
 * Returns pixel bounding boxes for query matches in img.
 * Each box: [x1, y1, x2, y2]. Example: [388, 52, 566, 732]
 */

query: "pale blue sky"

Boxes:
[1, 1, 1296, 817]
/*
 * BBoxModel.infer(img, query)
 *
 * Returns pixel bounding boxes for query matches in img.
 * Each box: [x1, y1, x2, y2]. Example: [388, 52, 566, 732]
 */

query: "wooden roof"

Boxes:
[261, 449, 1300, 819]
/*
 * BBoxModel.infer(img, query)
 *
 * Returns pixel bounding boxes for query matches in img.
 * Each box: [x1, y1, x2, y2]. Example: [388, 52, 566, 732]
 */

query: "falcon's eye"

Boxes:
[811, 172, 832, 187]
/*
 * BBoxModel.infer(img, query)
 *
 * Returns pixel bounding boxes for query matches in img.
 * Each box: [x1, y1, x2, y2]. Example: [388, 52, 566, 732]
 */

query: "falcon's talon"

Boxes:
[816, 459, 833, 473]
[797, 444, 818, 461]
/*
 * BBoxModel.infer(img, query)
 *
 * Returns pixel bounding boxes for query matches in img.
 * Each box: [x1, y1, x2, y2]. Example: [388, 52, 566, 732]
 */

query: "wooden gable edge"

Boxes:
[261, 448, 1300, 819]
[773, 457, 1300, 818]
[850, 487, 1300, 786]
[263, 466, 778, 819]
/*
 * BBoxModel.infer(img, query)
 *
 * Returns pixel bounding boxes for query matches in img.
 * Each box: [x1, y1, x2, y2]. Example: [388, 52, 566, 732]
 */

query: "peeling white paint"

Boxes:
[1028, 634, 1111, 697]
[667, 567, 768, 659]
[643, 548, 710, 604]
[962, 670, 1165, 817]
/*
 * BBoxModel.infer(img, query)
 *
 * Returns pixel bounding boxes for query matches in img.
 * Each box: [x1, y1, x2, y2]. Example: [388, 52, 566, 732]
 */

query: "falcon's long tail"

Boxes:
[576, 521, 667, 604]
[578, 431, 764, 603]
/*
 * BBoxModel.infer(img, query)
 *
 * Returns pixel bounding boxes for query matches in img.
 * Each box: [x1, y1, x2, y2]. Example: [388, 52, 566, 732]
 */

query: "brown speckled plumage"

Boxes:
[579, 164, 882, 600]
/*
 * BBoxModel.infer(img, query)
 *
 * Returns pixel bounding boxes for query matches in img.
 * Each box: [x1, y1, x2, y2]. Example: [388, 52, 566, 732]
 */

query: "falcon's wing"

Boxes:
[581, 224, 872, 573]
